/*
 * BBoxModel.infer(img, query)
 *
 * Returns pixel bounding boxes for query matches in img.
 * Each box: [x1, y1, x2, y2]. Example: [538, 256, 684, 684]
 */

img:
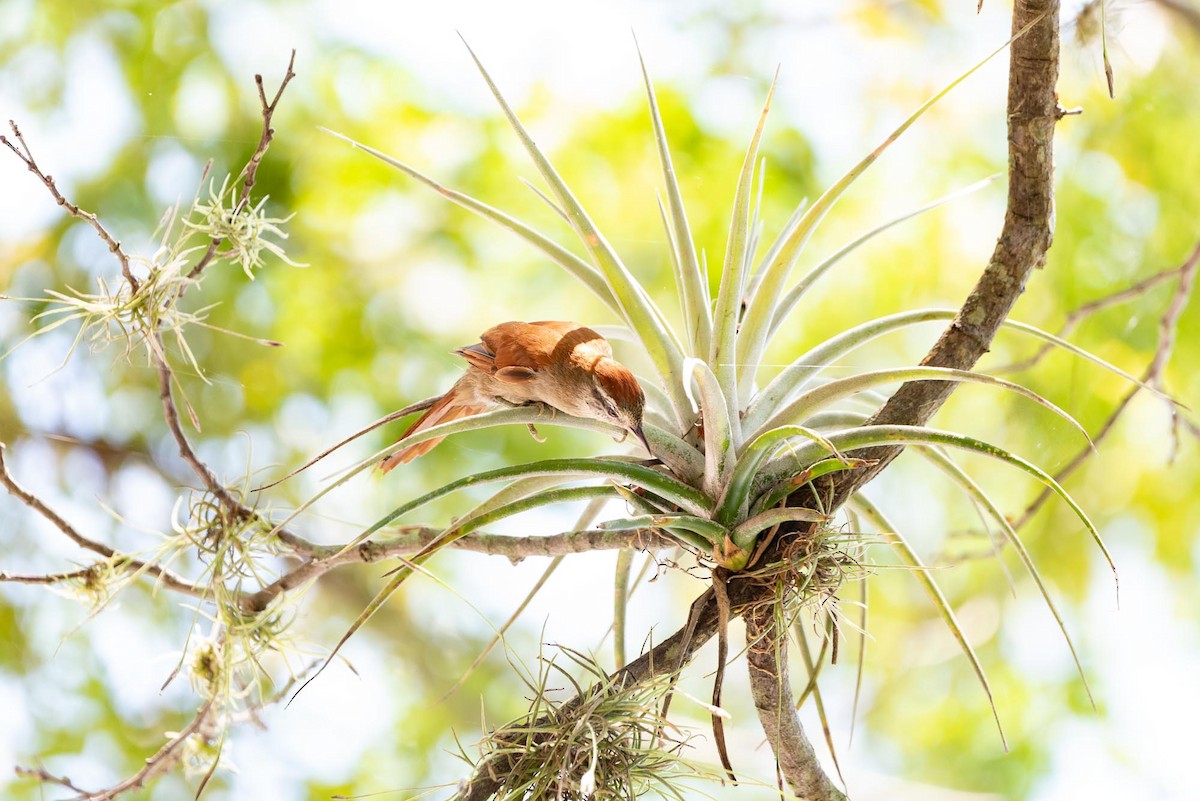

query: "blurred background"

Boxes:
[1, 0, 1198, 799]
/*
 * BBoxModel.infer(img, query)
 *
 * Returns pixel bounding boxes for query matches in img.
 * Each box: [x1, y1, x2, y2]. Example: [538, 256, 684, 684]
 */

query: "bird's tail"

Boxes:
[378, 392, 488, 473]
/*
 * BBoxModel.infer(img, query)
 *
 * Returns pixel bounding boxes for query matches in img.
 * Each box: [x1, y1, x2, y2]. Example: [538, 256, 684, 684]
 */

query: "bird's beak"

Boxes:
[631, 423, 652, 455]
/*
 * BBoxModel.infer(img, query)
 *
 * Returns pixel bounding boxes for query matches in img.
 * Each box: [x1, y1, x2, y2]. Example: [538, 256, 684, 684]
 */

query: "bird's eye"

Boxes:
[592, 388, 619, 419]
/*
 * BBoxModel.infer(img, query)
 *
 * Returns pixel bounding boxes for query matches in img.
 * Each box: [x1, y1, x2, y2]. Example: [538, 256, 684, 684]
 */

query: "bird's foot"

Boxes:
[526, 423, 546, 443]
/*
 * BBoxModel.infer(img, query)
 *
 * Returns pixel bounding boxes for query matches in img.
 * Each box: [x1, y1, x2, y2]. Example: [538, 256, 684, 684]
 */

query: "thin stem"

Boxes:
[0, 444, 208, 599]
[1, 121, 138, 291]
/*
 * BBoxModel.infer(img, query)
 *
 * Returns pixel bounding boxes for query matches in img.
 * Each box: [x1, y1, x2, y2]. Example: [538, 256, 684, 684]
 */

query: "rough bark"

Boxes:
[745, 603, 847, 800]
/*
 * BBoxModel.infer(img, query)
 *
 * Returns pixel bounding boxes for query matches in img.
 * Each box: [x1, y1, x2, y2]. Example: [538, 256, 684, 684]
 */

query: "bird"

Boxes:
[378, 321, 650, 472]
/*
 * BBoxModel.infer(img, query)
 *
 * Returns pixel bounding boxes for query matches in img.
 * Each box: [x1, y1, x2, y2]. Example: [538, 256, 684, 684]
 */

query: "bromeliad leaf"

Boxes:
[637, 40, 711, 358]
[766, 176, 999, 339]
[363, 457, 713, 539]
[852, 495, 1007, 749]
[460, 38, 692, 426]
[600, 514, 727, 546]
[299, 484, 621, 704]
[683, 357, 736, 496]
[735, 26, 1038, 398]
[758, 425, 1118, 596]
[711, 73, 776, 412]
[717, 424, 842, 527]
[745, 309, 1172, 432]
[753, 365, 1093, 446]
[320, 129, 620, 316]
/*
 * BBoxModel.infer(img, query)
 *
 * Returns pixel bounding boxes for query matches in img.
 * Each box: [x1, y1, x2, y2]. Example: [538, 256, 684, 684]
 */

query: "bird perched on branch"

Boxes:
[379, 321, 649, 472]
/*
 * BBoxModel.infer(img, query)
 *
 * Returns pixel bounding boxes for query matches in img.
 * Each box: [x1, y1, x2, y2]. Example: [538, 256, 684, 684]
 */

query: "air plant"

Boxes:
[279, 30, 1129, 782]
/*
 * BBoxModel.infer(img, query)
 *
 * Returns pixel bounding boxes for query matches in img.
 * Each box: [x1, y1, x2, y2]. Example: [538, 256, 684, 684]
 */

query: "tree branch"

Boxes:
[0, 443, 209, 599]
[994, 259, 1193, 375]
[186, 49, 297, 283]
[827, 0, 1061, 505]
[745, 603, 846, 801]
[1, 121, 138, 291]
[1010, 238, 1200, 528]
[16, 696, 217, 801]
[240, 525, 674, 613]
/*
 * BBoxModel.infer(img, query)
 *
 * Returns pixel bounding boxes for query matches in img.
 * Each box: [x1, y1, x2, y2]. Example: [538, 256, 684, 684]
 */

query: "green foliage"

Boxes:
[462, 647, 713, 801]
[2, 5, 1197, 801]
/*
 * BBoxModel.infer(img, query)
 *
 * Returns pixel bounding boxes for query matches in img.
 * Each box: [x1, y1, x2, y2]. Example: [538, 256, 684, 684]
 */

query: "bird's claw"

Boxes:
[527, 423, 546, 443]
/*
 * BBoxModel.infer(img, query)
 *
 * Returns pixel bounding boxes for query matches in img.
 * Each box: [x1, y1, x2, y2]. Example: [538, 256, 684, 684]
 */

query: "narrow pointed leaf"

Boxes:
[460, 39, 691, 424]
[745, 309, 1169, 432]
[306, 485, 617, 700]
[746, 309, 955, 430]
[717, 424, 840, 527]
[364, 457, 712, 539]
[755, 365, 1092, 448]
[683, 357, 735, 495]
[730, 506, 830, 551]
[745, 197, 809, 303]
[751, 456, 876, 516]
[270, 405, 704, 542]
[852, 494, 1007, 750]
[759, 425, 1118, 597]
[613, 548, 633, 671]
[599, 514, 727, 544]
[443, 496, 609, 701]
[918, 446, 1096, 705]
[737, 24, 1038, 390]
[712, 75, 776, 414]
[638, 42, 711, 356]
[766, 176, 999, 338]
[795, 622, 847, 786]
[320, 128, 619, 315]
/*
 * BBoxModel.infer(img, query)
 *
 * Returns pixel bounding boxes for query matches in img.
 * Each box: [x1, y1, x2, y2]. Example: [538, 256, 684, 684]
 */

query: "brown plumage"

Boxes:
[379, 321, 648, 472]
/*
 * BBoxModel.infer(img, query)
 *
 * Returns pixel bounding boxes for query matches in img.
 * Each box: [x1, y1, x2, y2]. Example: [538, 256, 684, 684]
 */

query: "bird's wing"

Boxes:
[475, 321, 597, 366]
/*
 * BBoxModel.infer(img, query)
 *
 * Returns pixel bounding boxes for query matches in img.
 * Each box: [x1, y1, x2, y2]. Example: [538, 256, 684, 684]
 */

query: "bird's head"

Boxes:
[588, 358, 650, 454]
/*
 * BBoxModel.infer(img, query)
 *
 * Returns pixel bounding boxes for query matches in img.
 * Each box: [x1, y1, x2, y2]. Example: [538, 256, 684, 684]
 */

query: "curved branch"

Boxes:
[745, 602, 845, 801]
[17, 696, 218, 801]
[0, 444, 209, 599]
[241, 525, 674, 613]
[824, 0, 1062, 507]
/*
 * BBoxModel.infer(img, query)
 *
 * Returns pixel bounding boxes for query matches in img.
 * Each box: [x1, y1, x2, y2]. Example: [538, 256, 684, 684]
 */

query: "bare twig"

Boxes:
[2, 121, 139, 292]
[1012, 238, 1200, 529]
[0, 566, 108, 586]
[240, 525, 674, 613]
[13, 765, 92, 795]
[243, 50, 297, 206]
[185, 49, 297, 283]
[4, 52, 301, 801]
[0, 444, 208, 599]
[145, 51, 305, 543]
[996, 261, 1190, 375]
[16, 697, 217, 801]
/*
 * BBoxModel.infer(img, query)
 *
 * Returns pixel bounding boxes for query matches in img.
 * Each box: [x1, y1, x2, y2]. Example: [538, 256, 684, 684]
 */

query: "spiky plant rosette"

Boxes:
[274, 32, 1132, 750]
[463, 647, 711, 801]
